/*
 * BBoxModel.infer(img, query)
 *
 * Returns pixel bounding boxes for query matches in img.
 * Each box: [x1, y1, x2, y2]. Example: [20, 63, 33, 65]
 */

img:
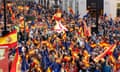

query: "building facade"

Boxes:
[61, 0, 120, 18]
[33, 0, 120, 18]
[104, 0, 120, 18]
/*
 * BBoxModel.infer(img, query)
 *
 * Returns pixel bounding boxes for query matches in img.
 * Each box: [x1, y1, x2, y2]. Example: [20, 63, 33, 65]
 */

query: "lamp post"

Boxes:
[3, 0, 7, 31]
[2, 0, 9, 36]
[96, 0, 99, 33]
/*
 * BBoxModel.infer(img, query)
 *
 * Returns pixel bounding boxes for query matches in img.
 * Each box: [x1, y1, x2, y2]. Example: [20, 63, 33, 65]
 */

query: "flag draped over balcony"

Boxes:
[0, 30, 17, 48]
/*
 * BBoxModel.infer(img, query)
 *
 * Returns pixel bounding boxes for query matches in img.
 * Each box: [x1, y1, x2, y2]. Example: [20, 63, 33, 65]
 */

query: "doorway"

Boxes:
[117, 3, 120, 17]
[87, 0, 104, 17]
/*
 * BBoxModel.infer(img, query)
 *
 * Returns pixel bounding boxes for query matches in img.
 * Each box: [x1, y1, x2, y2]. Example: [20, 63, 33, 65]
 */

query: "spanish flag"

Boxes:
[90, 43, 97, 48]
[109, 54, 117, 72]
[117, 54, 120, 70]
[98, 42, 110, 47]
[62, 31, 66, 40]
[33, 58, 40, 65]
[83, 21, 91, 37]
[63, 56, 71, 62]
[0, 30, 17, 48]
[17, 6, 24, 10]
[46, 67, 52, 72]
[82, 50, 90, 67]
[10, 49, 21, 72]
[94, 44, 116, 62]
[78, 27, 84, 37]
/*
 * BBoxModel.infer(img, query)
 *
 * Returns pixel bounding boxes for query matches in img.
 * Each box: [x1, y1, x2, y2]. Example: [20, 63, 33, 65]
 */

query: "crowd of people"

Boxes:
[0, 1, 120, 72]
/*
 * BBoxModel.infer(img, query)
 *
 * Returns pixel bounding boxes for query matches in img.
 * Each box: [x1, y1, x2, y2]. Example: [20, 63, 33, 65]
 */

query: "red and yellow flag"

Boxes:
[98, 41, 110, 47]
[52, 9, 62, 21]
[83, 21, 91, 37]
[46, 67, 52, 72]
[62, 31, 66, 40]
[10, 49, 21, 72]
[78, 27, 84, 37]
[109, 54, 117, 72]
[0, 30, 17, 48]
[94, 44, 116, 62]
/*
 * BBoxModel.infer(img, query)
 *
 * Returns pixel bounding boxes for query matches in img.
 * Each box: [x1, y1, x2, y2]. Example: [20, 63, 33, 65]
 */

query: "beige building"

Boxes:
[61, 0, 120, 18]
[5, 0, 119, 18]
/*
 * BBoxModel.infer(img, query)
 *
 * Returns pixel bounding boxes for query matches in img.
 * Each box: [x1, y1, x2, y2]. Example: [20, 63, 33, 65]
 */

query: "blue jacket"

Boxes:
[102, 62, 112, 72]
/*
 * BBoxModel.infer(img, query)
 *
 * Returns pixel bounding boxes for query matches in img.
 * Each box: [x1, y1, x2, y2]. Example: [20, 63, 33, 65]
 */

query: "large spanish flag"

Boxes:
[0, 30, 17, 48]
[94, 44, 116, 62]
[10, 49, 21, 72]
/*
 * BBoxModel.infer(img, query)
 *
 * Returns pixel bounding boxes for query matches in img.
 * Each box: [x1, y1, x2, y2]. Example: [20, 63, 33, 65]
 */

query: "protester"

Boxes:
[0, 1, 120, 72]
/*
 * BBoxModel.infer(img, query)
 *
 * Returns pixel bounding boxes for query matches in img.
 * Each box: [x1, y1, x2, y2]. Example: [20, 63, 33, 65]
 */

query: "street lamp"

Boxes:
[2, 0, 9, 36]
[3, 0, 6, 31]
[96, 0, 99, 33]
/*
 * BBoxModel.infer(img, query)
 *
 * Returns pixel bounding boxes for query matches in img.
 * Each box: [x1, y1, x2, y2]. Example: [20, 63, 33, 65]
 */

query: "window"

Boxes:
[75, 0, 79, 14]
[69, 0, 73, 8]
[64, 0, 68, 11]
[117, 3, 120, 17]
[117, 3, 120, 8]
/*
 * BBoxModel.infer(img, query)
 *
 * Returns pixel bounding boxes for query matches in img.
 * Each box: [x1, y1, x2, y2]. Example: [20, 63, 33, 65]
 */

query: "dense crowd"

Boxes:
[0, 1, 120, 72]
